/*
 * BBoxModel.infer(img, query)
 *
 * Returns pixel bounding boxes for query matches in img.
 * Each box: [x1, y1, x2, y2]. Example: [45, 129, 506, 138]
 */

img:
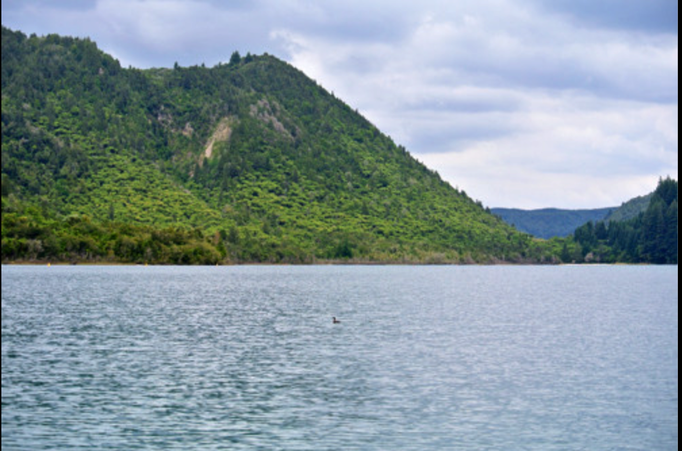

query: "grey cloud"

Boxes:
[405, 97, 520, 114]
[533, 0, 678, 33]
[2, 0, 97, 12]
[410, 126, 518, 154]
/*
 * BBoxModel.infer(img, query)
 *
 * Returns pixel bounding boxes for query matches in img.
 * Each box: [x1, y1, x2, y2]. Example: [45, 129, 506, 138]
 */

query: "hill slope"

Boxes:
[491, 207, 615, 239]
[1, 27, 551, 264]
[570, 178, 677, 264]
[604, 193, 652, 223]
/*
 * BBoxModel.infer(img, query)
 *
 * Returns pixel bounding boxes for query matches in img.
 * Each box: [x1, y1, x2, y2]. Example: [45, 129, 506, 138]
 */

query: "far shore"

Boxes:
[2, 260, 663, 267]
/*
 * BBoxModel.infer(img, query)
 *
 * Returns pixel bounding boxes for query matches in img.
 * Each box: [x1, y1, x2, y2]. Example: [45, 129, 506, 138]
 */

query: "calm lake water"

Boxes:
[2, 265, 678, 450]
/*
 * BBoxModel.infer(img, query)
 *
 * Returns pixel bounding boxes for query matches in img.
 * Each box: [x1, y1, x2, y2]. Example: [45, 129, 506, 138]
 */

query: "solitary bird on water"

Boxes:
[332, 317, 341, 324]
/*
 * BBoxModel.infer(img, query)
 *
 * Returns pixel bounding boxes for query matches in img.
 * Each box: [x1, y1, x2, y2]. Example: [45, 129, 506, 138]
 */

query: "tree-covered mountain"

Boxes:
[491, 207, 615, 239]
[568, 177, 677, 264]
[603, 192, 652, 223]
[2, 27, 553, 264]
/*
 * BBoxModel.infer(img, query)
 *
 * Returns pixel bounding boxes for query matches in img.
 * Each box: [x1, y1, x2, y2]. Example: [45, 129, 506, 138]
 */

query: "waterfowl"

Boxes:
[332, 317, 341, 324]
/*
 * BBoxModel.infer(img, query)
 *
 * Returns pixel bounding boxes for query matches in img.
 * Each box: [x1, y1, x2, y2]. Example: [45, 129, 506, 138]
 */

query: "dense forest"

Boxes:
[568, 178, 677, 264]
[1, 27, 676, 265]
[603, 193, 653, 223]
[1, 27, 552, 264]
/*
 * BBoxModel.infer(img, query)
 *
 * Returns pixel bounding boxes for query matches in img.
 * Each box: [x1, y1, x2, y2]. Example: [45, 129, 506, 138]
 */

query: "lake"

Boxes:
[1, 265, 678, 450]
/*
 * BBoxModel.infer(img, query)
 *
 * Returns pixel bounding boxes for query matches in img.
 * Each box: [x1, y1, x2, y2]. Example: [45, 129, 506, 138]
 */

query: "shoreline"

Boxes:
[2, 260, 663, 267]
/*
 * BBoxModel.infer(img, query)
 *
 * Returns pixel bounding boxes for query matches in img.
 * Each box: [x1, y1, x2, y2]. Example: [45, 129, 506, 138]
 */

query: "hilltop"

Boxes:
[2, 27, 553, 264]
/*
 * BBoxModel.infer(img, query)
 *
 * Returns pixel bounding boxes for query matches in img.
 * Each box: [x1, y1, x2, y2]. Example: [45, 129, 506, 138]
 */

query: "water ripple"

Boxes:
[2, 265, 678, 450]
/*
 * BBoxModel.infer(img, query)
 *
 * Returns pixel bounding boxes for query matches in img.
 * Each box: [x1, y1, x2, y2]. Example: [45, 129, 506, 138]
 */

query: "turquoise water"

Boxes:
[2, 265, 678, 450]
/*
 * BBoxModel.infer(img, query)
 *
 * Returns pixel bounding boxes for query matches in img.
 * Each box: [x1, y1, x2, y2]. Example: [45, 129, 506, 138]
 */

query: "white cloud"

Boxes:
[418, 97, 678, 208]
[268, 1, 677, 208]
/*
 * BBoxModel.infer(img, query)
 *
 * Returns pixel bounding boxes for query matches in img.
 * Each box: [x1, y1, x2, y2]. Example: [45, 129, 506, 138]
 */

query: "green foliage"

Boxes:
[604, 193, 652, 223]
[229, 51, 241, 66]
[568, 177, 678, 264]
[1, 196, 221, 264]
[2, 26, 556, 264]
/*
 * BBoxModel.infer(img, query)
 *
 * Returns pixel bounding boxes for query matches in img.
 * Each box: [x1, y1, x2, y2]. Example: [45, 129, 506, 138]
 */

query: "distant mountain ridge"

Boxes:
[493, 187, 656, 240]
[491, 207, 615, 239]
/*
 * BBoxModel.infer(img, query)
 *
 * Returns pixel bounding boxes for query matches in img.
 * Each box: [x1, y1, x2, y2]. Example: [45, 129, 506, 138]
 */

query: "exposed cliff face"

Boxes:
[203, 117, 236, 161]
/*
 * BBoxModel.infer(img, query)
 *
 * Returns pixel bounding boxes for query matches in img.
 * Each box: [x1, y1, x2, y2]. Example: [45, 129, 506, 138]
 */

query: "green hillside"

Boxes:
[2, 27, 552, 264]
[604, 193, 652, 223]
[568, 178, 677, 264]
[491, 207, 615, 239]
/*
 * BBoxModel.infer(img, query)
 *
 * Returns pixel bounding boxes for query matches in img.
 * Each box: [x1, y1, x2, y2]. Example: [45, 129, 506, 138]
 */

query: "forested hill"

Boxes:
[604, 193, 652, 223]
[1, 26, 552, 264]
[491, 207, 615, 239]
[570, 177, 677, 264]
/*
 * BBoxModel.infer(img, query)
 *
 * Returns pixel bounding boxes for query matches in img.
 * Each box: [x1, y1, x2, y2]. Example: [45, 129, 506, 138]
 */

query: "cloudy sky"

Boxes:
[2, 0, 678, 209]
